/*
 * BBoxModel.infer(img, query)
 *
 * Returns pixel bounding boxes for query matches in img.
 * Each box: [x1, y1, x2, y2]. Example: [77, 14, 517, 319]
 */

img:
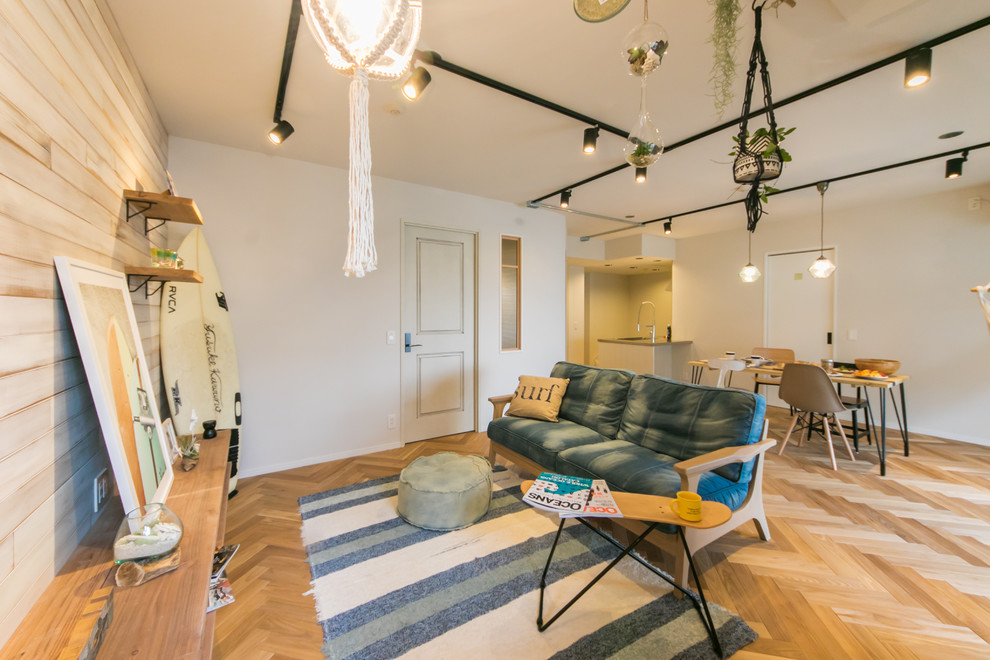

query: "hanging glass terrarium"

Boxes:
[624, 78, 663, 167]
[622, 17, 668, 76]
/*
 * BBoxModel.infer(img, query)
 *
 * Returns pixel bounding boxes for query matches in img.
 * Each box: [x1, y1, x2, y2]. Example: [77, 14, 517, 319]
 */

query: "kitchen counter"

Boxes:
[597, 338, 693, 379]
[598, 338, 694, 346]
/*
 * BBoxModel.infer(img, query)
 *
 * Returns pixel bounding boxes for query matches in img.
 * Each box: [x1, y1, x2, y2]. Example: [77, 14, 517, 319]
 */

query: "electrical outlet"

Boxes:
[387, 414, 397, 429]
[969, 197, 982, 211]
[93, 468, 110, 512]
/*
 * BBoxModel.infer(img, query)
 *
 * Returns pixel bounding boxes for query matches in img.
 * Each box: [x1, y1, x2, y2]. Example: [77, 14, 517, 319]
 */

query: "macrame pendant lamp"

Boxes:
[302, 0, 422, 277]
[734, 2, 782, 232]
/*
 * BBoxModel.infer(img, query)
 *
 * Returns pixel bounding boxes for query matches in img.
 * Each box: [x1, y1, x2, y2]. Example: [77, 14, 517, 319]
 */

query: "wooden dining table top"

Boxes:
[691, 360, 910, 388]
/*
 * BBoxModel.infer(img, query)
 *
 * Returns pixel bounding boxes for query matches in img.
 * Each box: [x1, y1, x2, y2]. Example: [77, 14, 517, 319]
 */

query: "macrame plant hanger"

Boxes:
[734, 1, 782, 233]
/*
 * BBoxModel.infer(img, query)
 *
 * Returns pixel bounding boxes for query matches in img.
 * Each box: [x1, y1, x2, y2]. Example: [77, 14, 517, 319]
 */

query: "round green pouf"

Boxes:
[397, 453, 493, 531]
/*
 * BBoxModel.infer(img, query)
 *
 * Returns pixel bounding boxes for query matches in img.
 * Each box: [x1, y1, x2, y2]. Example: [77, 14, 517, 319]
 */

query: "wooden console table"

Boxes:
[1, 431, 231, 659]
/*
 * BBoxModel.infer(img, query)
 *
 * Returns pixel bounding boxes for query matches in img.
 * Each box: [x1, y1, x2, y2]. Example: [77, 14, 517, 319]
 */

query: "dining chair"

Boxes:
[750, 347, 795, 397]
[777, 363, 856, 470]
[839, 388, 876, 452]
[707, 357, 745, 388]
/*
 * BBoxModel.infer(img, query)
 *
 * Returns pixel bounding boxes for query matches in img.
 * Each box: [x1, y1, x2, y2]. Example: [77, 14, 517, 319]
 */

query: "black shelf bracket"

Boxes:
[125, 200, 167, 235]
[127, 275, 164, 299]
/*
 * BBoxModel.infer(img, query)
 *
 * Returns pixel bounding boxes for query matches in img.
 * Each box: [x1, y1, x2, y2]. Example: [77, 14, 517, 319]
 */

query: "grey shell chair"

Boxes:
[777, 363, 856, 470]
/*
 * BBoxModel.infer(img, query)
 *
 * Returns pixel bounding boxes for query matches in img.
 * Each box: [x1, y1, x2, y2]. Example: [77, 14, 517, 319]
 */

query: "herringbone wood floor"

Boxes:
[214, 409, 990, 659]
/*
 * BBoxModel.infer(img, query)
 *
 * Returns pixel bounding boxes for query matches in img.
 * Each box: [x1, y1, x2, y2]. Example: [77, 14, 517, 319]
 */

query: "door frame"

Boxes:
[762, 245, 838, 352]
[399, 221, 479, 444]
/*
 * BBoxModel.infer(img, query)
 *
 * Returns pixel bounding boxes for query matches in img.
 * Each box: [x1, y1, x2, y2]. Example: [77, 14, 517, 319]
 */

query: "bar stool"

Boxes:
[707, 358, 745, 388]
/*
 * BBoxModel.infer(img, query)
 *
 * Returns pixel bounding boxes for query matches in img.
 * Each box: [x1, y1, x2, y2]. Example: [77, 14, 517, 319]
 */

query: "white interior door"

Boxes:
[401, 224, 476, 442]
[765, 249, 835, 406]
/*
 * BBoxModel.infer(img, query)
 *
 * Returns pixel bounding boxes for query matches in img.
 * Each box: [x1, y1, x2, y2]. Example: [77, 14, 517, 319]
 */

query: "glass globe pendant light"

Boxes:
[739, 230, 761, 283]
[809, 182, 836, 279]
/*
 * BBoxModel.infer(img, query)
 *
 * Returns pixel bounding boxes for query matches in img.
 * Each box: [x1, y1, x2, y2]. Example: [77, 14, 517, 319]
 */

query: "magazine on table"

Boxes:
[523, 472, 622, 518]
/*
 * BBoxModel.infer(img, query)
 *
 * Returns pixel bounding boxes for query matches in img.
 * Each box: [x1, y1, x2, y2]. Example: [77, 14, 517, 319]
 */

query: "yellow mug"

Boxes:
[670, 491, 703, 522]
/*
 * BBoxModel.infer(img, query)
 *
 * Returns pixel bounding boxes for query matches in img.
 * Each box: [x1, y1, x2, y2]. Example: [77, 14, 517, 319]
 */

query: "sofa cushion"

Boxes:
[549, 362, 633, 439]
[506, 375, 570, 422]
[555, 440, 750, 511]
[487, 416, 608, 469]
[617, 374, 766, 483]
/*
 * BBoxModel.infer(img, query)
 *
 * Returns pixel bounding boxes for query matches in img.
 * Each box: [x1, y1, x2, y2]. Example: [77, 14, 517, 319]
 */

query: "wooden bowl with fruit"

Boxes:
[854, 359, 900, 376]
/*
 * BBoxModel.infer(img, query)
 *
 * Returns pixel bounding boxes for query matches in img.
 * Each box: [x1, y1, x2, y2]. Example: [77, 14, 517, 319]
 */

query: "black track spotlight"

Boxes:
[904, 47, 932, 88]
[560, 190, 571, 208]
[583, 126, 600, 154]
[268, 119, 295, 145]
[945, 150, 968, 179]
[402, 66, 432, 101]
[663, 220, 672, 235]
[635, 167, 647, 183]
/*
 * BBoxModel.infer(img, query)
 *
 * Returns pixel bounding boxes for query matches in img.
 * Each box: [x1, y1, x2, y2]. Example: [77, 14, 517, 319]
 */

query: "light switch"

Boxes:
[386, 330, 396, 345]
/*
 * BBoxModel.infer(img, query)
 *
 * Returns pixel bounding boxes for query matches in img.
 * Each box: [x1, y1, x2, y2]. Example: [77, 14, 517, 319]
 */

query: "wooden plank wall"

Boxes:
[0, 0, 168, 646]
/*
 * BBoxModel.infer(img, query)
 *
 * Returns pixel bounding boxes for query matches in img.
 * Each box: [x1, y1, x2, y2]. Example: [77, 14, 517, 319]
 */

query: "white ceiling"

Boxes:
[105, 0, 990, 243]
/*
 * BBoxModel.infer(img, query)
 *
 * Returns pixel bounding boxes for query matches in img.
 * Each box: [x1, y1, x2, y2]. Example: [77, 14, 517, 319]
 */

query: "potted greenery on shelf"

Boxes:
[730, 126, 794, 183]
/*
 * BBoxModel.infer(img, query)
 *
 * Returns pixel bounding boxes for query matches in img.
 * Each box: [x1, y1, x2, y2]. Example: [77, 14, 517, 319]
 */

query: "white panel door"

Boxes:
[765, 249, 835, 407]
[401, 225, 476, 442]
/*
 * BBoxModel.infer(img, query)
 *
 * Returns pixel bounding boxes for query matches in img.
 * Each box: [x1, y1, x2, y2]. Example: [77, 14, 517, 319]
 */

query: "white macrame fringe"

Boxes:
[344, 68, 377, 278]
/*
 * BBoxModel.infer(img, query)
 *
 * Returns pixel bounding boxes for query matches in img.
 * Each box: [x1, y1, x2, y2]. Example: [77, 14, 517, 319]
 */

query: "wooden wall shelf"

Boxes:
[125, 267, 203, 298]
[123, 190, 204, 233]
[1, 432, 231, 659]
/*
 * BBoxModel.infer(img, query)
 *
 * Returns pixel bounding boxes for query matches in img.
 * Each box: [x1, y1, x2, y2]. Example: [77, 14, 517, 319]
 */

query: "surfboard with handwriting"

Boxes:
[160, 228, 242, 494]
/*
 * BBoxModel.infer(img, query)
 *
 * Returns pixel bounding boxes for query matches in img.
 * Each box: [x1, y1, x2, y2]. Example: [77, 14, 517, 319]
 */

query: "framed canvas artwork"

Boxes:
[54, 257, 174, 513]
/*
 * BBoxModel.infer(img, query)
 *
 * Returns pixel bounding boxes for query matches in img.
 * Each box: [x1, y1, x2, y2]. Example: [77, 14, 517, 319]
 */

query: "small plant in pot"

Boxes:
[730, 126, 794, 184]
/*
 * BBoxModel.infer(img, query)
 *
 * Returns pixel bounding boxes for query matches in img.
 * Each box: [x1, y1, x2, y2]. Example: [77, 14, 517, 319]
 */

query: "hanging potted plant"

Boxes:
[729, 126, 794, 183]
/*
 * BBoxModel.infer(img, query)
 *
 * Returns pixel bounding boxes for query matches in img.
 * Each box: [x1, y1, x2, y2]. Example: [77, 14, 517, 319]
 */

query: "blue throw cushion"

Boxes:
[617, 374, 766, 483]
[549, 362, 633, 439]
[556, 440, 750, 532]
[487, 416, 608, 468]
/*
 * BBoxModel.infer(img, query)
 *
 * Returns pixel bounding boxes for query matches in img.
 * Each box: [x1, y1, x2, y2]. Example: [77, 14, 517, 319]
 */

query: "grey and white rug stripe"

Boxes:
[300, 467, 757, 660]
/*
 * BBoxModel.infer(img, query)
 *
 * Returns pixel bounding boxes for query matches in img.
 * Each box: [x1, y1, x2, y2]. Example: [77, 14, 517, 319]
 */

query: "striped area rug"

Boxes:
[299, 467, 757, 660]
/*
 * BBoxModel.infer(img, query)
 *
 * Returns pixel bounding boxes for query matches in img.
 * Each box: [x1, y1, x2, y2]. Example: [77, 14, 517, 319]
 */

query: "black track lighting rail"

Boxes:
[414, 50, 628, 139]
[273, 0, 303, 124]
[528, 14, 990, 207]
[578, 141, 990, 241]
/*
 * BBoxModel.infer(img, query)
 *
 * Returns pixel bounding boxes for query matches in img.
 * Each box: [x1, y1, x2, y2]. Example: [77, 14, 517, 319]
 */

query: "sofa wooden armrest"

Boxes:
[672, 419, 773, 587]
[488, 394, 513, 420]
[674, 438, 776, 484]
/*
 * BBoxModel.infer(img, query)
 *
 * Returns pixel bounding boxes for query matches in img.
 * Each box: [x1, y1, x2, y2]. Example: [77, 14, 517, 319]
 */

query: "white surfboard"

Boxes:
[160, 228, 242, 493]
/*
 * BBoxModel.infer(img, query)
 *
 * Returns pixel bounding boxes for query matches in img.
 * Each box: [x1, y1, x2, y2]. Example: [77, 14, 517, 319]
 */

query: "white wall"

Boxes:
[674, 182, 990, 445]
[167, 138, 566, 476]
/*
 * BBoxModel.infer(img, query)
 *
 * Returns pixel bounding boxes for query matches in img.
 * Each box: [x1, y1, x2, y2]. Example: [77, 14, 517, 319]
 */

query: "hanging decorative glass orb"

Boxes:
[739, 263, 761, 283]
[624, 81, 664, 167]
[622, 20, 669, 76]
[302, 0, 422, 80]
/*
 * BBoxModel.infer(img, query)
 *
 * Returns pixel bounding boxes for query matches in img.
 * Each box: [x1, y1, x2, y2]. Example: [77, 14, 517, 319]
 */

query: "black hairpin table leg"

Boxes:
[536, 517, 723, 658]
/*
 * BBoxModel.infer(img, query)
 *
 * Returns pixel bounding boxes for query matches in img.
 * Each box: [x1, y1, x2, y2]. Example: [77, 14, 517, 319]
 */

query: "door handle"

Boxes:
[404, 332, 423, 353]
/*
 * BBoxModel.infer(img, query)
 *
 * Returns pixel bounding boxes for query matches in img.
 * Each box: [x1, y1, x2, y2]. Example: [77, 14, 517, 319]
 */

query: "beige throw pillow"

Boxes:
[506, 376, 570, 422]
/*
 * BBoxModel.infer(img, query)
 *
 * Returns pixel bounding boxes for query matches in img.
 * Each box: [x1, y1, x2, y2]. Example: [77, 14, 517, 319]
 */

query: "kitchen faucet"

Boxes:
[636, 301, 656, 342]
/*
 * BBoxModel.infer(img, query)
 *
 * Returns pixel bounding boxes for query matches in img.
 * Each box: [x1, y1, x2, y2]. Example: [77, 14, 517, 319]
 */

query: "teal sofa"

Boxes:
[487, 361, 775, 587]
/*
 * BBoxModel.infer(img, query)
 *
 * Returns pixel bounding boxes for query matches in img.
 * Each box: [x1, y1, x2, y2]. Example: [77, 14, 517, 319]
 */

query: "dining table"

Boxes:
[688, 360, 909, 476]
